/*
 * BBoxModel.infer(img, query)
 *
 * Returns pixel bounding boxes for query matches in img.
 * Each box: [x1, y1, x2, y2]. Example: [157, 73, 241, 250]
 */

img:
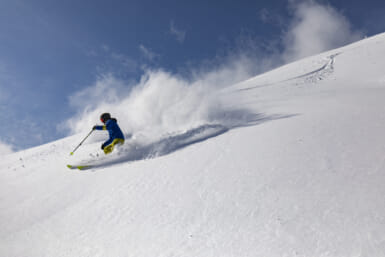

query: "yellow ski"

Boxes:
[67, 164, 92, 170]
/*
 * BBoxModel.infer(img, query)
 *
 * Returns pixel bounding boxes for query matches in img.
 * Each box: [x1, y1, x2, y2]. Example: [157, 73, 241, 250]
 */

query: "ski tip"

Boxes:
[70, 152, 74, 156]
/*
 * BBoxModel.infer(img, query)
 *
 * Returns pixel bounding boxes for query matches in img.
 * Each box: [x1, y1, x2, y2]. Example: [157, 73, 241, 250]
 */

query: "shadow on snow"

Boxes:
[83, 111, 296, 170]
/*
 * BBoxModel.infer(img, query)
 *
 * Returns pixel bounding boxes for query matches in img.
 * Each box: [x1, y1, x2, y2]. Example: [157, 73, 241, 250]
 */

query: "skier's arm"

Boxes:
[93, 125, 106, 130]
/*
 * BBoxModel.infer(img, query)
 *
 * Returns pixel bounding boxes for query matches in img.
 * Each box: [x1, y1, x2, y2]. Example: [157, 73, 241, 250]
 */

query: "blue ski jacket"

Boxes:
[94, 118, 125, 147]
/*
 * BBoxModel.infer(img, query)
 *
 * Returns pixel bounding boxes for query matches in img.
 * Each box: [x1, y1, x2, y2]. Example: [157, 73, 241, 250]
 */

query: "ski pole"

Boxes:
[70, 129, 94, 155]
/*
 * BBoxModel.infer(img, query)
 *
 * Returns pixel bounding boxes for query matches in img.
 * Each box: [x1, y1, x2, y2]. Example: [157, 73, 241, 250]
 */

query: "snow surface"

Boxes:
[1, 33, 385, 257]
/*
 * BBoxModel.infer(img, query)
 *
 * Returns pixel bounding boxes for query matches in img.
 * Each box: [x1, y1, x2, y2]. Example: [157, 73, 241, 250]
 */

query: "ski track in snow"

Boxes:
[237, 53, 339, 92]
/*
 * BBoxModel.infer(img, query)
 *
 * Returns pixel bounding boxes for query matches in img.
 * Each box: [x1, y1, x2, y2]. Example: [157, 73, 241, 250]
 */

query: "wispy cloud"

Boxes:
[257, 8, 285, 27]
[110, 52, 137, 70]
[170, 20, 186, 43]
[282, 1, 363, 62]
[85, 44, 138, 77]
[258, 8, 270, 23]
[139, 44, 160, 62]
[101, 44, 110, 52]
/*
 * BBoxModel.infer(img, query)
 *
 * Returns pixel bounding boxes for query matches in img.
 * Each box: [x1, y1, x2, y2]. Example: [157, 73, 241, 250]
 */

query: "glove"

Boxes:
[93, 125, 97, 130]
[101, 143, 105, 150]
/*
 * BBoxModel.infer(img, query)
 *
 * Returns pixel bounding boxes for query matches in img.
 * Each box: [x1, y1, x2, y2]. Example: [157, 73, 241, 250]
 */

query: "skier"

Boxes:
[93, 113, 125, 154]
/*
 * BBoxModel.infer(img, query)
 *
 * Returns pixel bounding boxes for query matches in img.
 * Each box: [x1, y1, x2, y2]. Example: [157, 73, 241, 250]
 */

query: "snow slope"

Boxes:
[1, 33, 385, 257]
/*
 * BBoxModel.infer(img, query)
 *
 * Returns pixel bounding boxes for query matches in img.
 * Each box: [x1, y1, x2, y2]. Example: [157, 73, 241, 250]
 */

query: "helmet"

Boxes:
[100, 113, 111, 123]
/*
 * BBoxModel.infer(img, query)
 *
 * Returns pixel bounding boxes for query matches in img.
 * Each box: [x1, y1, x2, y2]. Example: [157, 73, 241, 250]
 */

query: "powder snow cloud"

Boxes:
[65, 55, 255, 145]
[0, 140, 13, 155]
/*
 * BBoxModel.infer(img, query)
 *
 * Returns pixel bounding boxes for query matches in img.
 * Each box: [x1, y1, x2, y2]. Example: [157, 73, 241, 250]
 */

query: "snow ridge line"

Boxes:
[290, 53, 339, 82]
[238, 53, 340, 91]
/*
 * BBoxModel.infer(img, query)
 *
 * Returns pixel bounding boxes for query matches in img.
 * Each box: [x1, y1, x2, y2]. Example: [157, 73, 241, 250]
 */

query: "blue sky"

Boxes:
[0, 0, 384, 152]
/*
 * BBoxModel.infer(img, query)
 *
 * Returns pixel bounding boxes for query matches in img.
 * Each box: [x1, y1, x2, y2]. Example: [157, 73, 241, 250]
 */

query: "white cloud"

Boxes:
[170, 21, 186, 43]
[258, 8, 284, 27]
[0, 140, 13, 155]
[86, 45, 138, 75]
[283, 1, 363, 62]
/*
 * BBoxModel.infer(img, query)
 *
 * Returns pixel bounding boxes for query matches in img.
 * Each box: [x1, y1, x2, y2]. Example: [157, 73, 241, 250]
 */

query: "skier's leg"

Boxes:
[103, 138, 125, 154]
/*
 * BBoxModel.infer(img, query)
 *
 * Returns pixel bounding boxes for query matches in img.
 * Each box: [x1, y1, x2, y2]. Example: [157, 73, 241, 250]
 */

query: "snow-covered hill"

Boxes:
[1, 33, 385, 257]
